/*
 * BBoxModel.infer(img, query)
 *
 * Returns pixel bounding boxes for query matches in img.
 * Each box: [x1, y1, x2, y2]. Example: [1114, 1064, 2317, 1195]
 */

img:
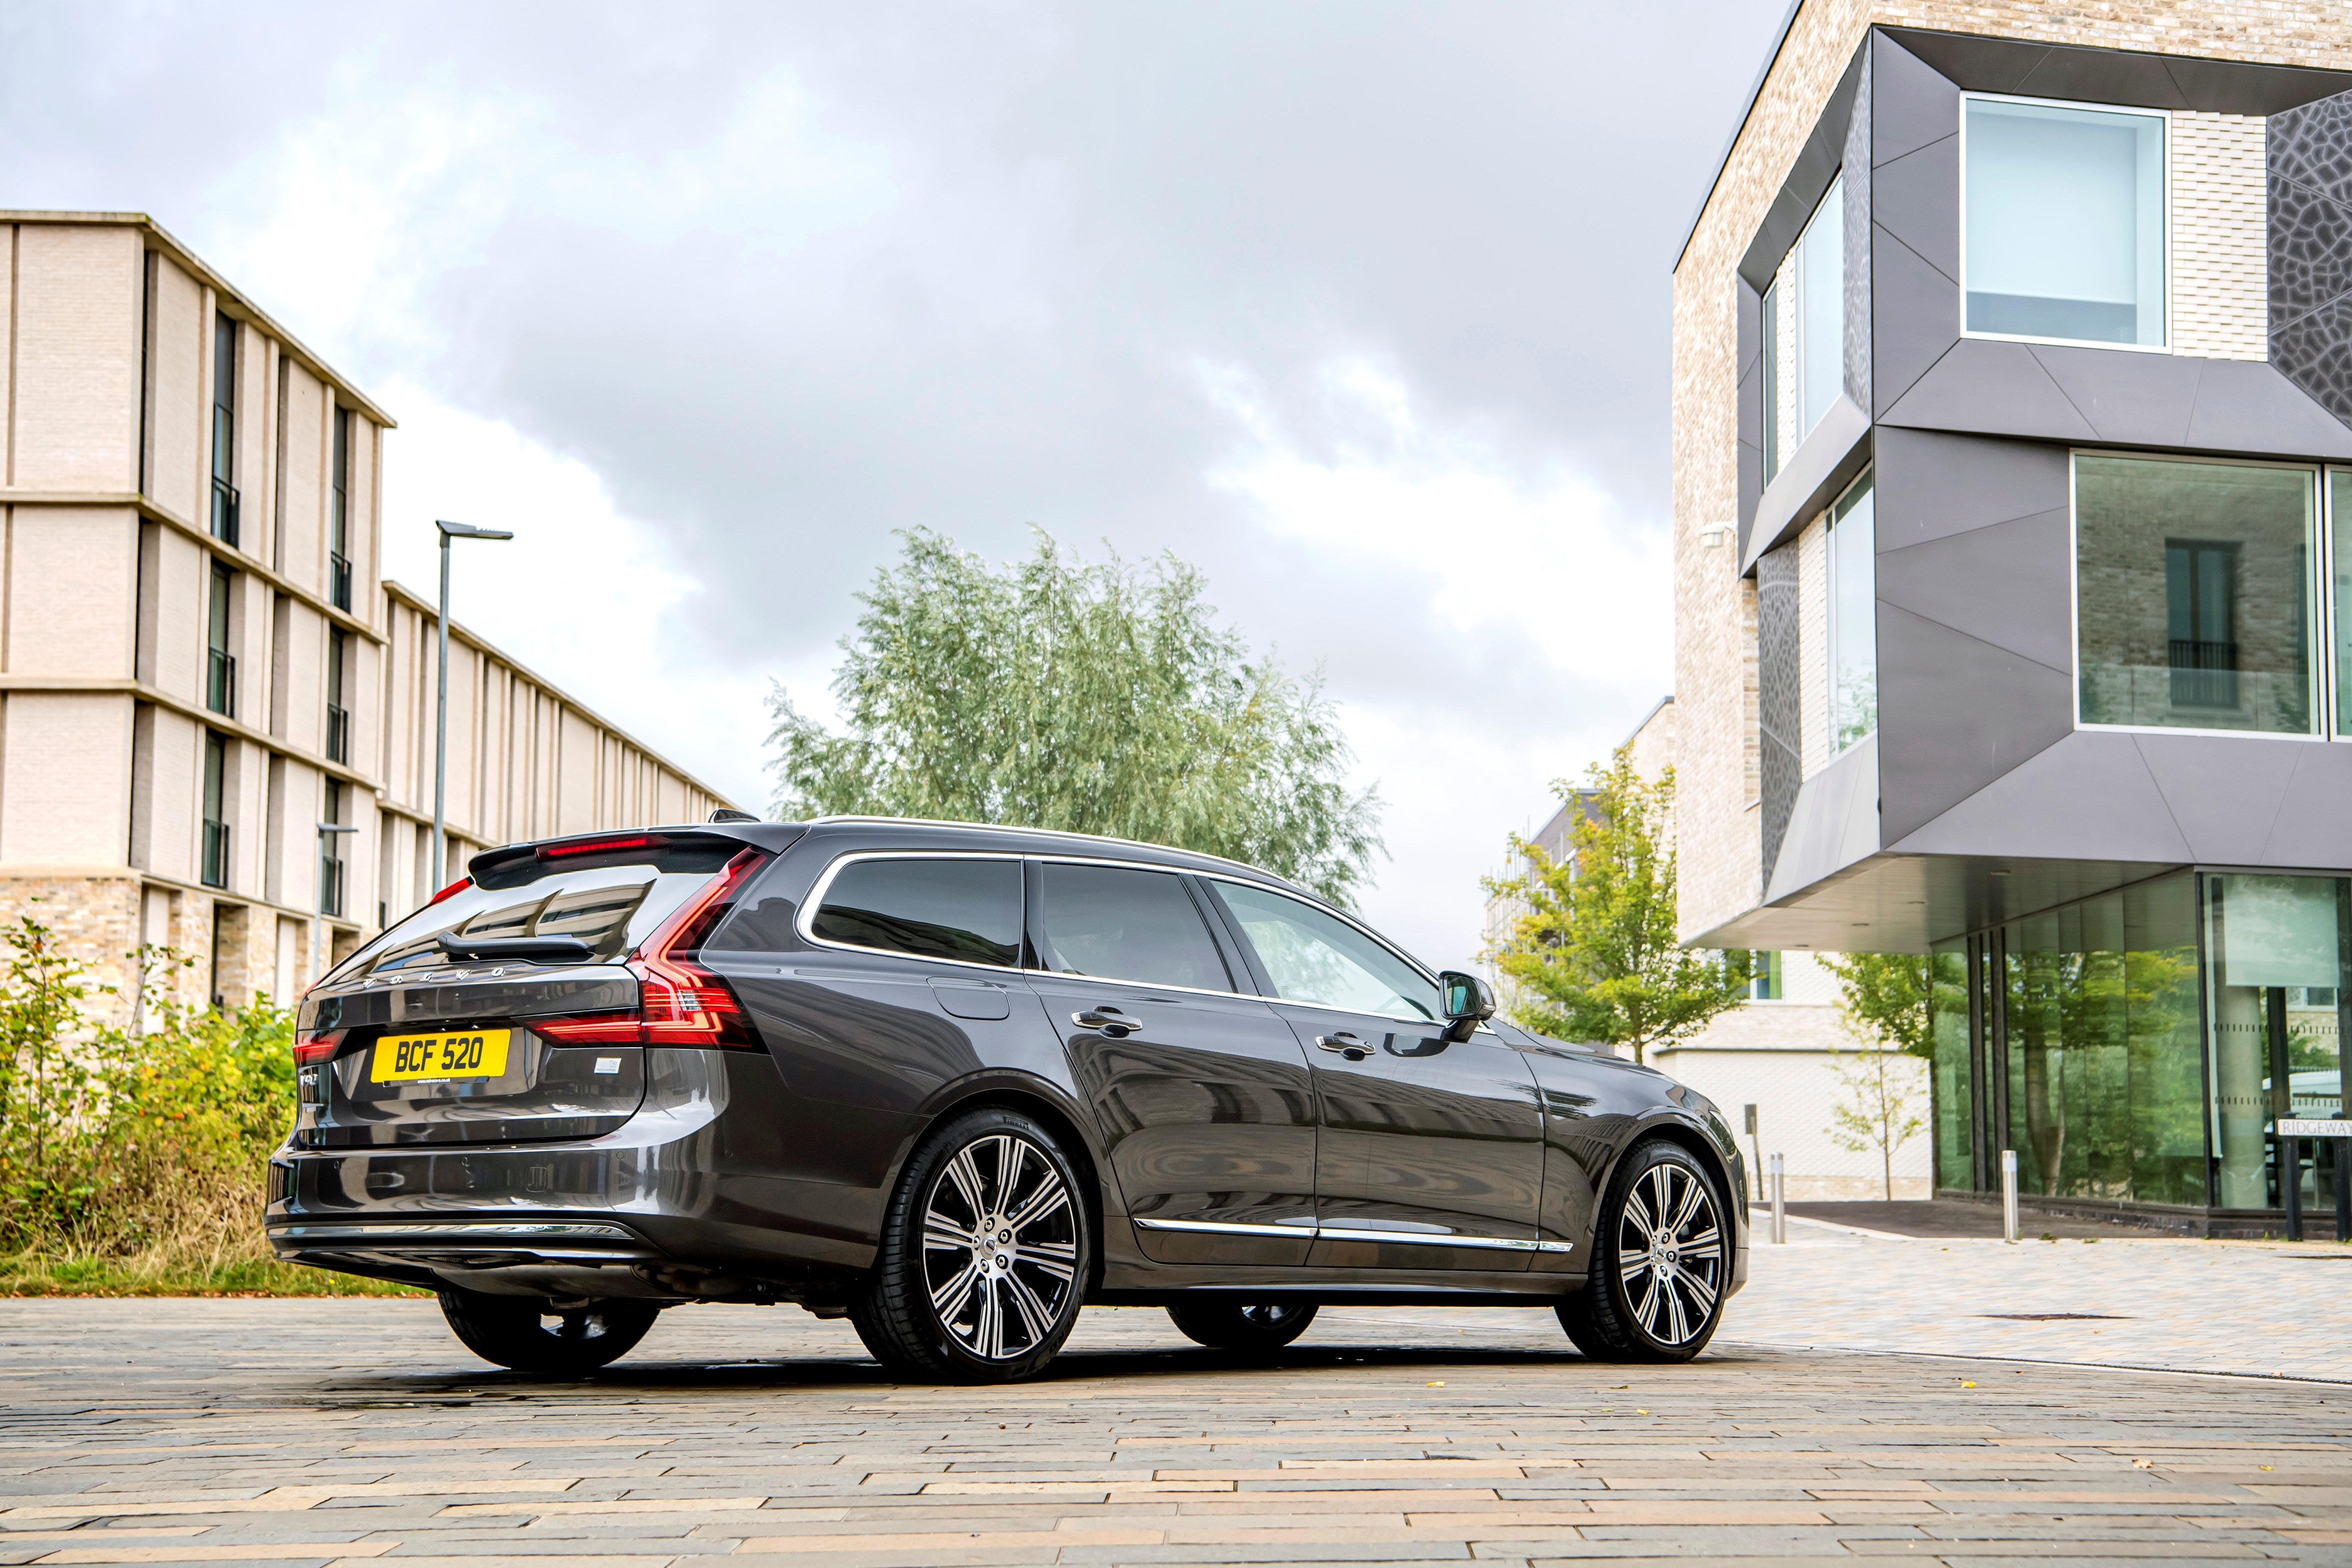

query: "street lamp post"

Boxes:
[433, 519, 515, 894]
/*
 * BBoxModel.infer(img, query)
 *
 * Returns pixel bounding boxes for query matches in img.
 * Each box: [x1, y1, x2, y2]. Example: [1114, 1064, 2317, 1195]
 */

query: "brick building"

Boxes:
[1673, 2, 2352, 1232]
[0, 211, 737, 1021]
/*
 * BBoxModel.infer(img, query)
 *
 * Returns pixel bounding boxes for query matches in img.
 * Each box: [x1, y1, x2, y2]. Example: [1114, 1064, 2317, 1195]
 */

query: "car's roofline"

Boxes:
[801, 814, 1319, 900]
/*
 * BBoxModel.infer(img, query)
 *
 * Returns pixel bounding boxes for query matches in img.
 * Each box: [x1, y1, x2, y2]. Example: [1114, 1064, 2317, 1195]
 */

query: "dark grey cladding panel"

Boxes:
[1883, 26, 2352, 115]
[1877, 510, 2075, 674]
[1874, 134, 1959, 285]
[1879, 339, 2097, 442]
[2268, 294, 2352, 426]
[2027, 344, 2198, 446]
[1873, 428, 2068, 552]
[1756, 545, 1801, 895]
[2184, 356, 2352, 456]
[1736, 45, 1867, 294]
[1876, 603, 2075, 844]
[2272, 88, 2352, 206]
[1762, 732, 1880, 906]
[1872, 32, 1959, 169]
[2260, 745, 2352, 866]
[2267, 172, 2352, 326]
[1886, 731, 2194, 862]
[2132, 732, 2308, 865]
[1844, 52, 1873, 414]
[1871, 226, 1958, 416]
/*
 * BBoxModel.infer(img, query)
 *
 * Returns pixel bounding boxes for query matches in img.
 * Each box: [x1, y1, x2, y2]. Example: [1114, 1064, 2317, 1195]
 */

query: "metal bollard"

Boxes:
[1770, 1153, 1786, 1245]
[2001, 1149, 2019, 1243]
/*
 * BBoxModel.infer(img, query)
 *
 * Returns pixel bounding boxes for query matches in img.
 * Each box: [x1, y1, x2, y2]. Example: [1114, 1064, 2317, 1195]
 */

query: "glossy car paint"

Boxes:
[267, 818, 1749, 1313]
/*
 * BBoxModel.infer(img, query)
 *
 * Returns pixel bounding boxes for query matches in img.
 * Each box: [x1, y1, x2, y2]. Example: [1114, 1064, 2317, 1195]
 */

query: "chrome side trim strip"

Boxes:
[1132, 1216, 1570, 1253]
[1132, 1217, 1317, 1239]
[272, 1222, 639, 1243]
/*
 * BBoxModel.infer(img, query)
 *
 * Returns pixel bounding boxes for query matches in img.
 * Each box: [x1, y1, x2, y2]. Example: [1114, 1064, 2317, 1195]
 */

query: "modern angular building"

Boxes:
[1674, 3, 2352, 1233]
[0, 211, 737, 1021]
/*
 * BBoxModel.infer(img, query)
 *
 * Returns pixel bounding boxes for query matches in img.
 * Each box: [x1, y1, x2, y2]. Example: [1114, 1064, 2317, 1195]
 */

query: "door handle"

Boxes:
[1073, 1008, 1134, 1038]
[1315, 1032, 1370, 1061]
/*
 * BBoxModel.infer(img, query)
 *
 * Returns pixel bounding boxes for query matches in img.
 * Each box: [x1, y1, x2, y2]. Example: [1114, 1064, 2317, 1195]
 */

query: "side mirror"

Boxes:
[1437, 969, 1495, 1043]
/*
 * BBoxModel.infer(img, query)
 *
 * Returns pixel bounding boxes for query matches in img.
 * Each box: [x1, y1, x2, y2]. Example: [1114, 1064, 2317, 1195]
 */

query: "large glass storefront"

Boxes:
[1931, 870, 2349, 1218]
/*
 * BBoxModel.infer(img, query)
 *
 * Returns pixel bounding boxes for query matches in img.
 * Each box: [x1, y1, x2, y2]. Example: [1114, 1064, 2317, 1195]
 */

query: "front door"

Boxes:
[1028, 859, 1319, 1266]
[1205, 879, 1544, 1270]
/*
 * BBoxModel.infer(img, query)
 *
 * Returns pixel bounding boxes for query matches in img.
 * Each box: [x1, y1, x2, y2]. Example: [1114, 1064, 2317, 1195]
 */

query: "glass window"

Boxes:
[210, 313, 239, 545]
[2076, 455, 2317, 734]
[1034, 862, 1229, 991]
[1965, 97, 2164, 346]
[1748, 950, 1783, 1001]
[2202, 873, 2346, 1214]
[2000, 874, 2202, 1207]
[1827, 470, 1876, 752]
[2332, 469, 2352, 737]
[1760, 176, 1844, 482]
[207, 561, 234, 718]
[200, 731, 229, 891]
[1929, 941, 1972, 1192]
[810, 857, 1023, 968]
[1212, 881, 1441, 1021]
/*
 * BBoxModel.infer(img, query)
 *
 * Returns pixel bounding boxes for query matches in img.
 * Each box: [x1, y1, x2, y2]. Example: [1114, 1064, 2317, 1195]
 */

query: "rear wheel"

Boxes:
[851, 1108, 1091, 1383]
[437, 1287, 659, 1375]
[1166, 1300, 1317, 1351]
[1556, 1140, 1728, 1364]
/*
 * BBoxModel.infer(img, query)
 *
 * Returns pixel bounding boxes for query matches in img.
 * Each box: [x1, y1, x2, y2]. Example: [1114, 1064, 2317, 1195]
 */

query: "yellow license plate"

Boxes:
[369, 1028, 512, 1083]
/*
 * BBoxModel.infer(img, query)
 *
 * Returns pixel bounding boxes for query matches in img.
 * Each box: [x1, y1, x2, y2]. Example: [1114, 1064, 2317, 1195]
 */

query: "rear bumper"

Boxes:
[265, 1047, 886, 1305]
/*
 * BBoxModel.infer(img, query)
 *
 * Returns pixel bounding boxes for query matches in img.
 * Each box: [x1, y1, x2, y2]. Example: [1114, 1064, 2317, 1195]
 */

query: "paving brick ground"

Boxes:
[0, 1235, 2347, 1567]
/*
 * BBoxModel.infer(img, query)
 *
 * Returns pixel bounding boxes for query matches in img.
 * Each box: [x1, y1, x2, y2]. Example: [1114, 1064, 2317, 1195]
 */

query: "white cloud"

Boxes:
[1199, 357, 1670, 965]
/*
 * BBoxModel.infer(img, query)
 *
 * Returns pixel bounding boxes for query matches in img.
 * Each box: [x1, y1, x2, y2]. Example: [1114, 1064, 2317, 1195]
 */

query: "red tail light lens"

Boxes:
[294, 1030, 344, 1065]
[427, 876, 471, 907]
[532, 847, 767, 1051]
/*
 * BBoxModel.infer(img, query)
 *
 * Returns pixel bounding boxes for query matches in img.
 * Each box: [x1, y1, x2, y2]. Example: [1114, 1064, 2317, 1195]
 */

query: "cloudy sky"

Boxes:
[2, 1, 1785, 967]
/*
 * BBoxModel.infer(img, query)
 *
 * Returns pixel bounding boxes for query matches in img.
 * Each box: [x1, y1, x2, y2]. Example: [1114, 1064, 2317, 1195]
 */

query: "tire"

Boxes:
[1555, 1139, 1730, 1364]
[1166, 1300, 1318, 1352]
[851, 1107, 1092, 1383]
[437, 1287, 659, 1375]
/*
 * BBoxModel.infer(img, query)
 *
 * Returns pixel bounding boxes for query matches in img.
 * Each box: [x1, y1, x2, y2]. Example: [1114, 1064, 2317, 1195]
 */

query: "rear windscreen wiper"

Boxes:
[435, 933, 596, 963]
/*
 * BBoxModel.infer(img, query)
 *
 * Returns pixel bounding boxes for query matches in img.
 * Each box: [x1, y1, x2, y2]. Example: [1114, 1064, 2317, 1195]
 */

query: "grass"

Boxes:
[0, 1249, 428, 1297]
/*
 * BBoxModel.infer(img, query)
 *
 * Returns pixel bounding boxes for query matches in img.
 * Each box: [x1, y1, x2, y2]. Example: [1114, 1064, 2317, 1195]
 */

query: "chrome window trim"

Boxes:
[1134, 1215, 1570, 1254]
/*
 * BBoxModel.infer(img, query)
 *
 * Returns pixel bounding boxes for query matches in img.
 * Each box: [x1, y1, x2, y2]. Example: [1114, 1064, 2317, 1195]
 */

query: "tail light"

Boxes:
[294, 1029, 344, 1066]
[534, 847, 767, 1051]
[427, 876, 471, 907]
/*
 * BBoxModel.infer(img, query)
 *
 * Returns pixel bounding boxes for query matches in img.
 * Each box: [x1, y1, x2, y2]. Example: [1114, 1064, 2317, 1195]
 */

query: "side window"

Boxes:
[808, 857, 1023, 967]
[1034, 862, 1231, 991]
[1210, 881, 1441, 1021]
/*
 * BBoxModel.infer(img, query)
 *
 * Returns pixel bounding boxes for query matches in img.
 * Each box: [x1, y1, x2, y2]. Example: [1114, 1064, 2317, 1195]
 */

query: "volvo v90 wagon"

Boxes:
[268, 817, 1746, 1380]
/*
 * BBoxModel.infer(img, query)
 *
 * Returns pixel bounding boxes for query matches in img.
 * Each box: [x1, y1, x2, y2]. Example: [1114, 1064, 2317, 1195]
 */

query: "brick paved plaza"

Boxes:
[1, 1232, 2347, 1567]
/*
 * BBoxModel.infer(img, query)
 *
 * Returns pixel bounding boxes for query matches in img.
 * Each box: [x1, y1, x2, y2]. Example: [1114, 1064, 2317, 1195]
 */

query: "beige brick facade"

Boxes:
[1671, 1, 2352, 946]
[2169, 112, 2269, 361]
[0, 212, 738, 1025]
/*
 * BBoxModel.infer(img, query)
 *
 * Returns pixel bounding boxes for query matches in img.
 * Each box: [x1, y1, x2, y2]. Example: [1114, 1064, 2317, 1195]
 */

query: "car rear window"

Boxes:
[806, 856, 1023, 967]
[1034, 862, 1230, 992]
[333, 845, 741, 980]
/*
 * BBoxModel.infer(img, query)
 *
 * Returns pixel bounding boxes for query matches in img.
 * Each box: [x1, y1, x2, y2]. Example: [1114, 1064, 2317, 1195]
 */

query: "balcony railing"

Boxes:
[207, 648, 236, 718]
[326, 701, 349, 764]
[2169, 637, 2239, 709]
[201, 819, 229, 890]
[329, 551, 352, 612]
[318, 853, 345, 919]
[210, 475, 240, 547]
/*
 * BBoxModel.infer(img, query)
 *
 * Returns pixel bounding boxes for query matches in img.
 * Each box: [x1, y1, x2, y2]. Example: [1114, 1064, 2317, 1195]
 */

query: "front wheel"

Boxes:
[1556, 1139, 1729, 1363]
[851, 1108, 1092, 1383]
[1166, 1300, 1318, 1351]
[437, 1288, 659, 1375]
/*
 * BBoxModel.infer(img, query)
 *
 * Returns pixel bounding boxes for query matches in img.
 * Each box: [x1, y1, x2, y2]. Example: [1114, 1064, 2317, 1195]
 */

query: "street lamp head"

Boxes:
[435, 519, 516, 542]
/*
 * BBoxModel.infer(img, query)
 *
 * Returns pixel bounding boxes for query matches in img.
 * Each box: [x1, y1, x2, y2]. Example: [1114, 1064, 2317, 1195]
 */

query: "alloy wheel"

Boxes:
[1613, 1159, 1723, 1347]
[921, 1132, 1080, 1360]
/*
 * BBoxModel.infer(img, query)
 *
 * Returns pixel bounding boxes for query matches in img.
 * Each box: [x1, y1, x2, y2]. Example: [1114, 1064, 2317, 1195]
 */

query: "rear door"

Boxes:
[1028, 859, 1319, 1266]
[1204, 879, 1545, 1271]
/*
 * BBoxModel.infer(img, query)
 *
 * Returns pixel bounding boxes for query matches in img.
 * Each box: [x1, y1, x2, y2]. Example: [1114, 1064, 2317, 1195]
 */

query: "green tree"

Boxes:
[1823, 953, 1934, 1059]
[767, 527, 1383, 905]
[1482, 748, 1748, 1065]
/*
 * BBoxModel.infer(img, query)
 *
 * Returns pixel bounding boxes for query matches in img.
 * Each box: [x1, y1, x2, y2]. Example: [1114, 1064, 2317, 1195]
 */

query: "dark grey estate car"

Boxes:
[269, 816, 1747, 1380]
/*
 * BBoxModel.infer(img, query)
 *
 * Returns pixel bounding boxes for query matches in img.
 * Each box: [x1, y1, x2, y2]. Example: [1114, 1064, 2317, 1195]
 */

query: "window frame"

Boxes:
[790, 849, 1449, 1020]
[1824, 464, 1877, 757]
[1958, 91, 2171, 355]
[1761, 173, 1845, 481]
[2068, 448, 2329, 741]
